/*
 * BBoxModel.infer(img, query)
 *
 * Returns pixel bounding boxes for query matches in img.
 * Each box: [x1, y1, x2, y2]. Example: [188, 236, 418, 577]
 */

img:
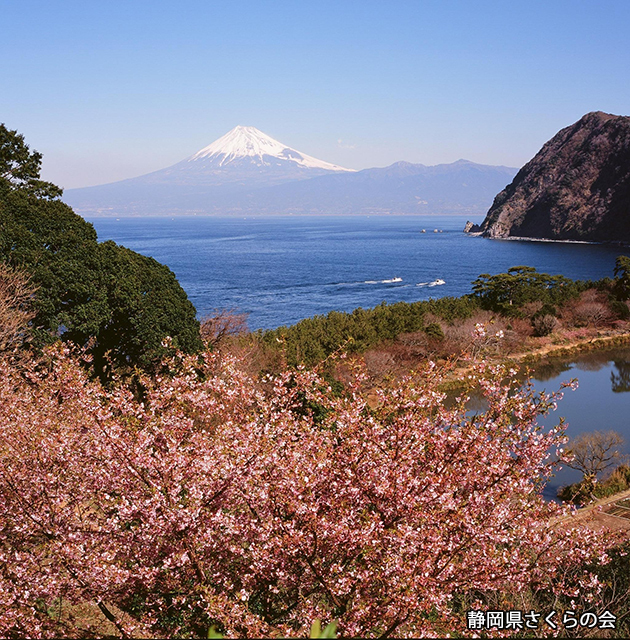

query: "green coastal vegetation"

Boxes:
[0, 124, 202, 378]
[259, 264, 628, 372]
[3, 124, 630, 637]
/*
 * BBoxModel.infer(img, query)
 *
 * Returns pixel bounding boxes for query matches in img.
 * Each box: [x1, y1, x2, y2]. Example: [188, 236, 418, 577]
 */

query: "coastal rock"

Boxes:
[463, 220, 481, 233]
[479, 111, 630, 242]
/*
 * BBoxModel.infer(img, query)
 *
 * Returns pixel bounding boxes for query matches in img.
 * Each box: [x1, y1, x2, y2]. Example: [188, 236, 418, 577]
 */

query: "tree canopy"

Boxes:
[0, 124, 62, 199]
[0, 125, 202, 373]
[471, 266, 583, 313]
[0, 344, 615, 637]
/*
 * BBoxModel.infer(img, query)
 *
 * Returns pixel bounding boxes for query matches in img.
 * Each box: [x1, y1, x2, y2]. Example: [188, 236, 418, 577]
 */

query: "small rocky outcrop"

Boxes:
[479, 111, 630, 242]
[463, 220, 481, 233]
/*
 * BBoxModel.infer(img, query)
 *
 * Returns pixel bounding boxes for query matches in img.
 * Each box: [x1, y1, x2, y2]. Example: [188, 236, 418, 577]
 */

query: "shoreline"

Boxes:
[441, 328, 630, 388]
[492, 235, 599, 245]
[554, 487, 630, 534]
[466, 230, 630, 248]
[506, 329, 630, 365]
[447, 327, 630, 526]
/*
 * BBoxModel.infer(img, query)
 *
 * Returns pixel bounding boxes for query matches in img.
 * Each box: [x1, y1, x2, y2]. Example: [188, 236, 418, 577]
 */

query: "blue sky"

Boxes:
[2, 0, 629, 188]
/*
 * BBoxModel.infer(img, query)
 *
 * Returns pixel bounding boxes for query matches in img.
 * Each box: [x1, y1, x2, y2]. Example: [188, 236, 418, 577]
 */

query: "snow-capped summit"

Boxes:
[63, 124, 518, 216]
[63, 125, 356, 212]
[188, 125, 352, 172]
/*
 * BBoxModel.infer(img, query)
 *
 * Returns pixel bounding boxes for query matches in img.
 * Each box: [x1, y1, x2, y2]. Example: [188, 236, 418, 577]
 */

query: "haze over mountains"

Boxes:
[64, 126, 518, 216]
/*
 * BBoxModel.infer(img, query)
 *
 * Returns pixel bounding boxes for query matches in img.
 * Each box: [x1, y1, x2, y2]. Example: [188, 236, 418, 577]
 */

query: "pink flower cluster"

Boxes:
[0, 345, 613, 637]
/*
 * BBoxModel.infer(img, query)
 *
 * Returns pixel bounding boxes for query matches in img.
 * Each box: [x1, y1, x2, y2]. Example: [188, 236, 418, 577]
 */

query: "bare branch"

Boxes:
[565, 430, 626, 478]
[200, 309, 249, 348]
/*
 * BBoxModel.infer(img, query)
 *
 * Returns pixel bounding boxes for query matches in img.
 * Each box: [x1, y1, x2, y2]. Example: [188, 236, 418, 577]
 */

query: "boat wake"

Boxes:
[416, 279, 446, 287]
[333, 277, 404, 286]
[374, 277, 403, 284]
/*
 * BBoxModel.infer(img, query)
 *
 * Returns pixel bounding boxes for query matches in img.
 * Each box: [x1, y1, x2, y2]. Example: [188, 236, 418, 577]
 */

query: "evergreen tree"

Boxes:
[0, 123, 62, 199]
[0, 125, 202, 373]
[614, 255, 630, 300]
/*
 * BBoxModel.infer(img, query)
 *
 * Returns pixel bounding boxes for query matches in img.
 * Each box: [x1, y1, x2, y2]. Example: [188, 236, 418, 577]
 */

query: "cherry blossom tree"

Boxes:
[0, 344, 615, 637]
[0, 263, 37, 352]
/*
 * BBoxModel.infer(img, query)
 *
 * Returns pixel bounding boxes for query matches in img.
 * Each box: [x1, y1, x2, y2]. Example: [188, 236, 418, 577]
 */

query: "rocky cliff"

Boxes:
[479, 111, 630, 242]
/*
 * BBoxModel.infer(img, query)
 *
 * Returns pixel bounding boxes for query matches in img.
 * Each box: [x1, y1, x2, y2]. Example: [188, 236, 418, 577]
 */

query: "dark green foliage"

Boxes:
[94, 241, 203, 371]
[0, 124, 62, 199]
[533, 303, 557, 319]
[322, 373, 346, 398]
[422, 295, 480, 321]
[471, 266, 582, 314]
[530, 303, 559, 337]
[531, 314, 557, 337]
[285, 375, 333, 428]
[614, 255, 630, 300]
[424, 322, 444, 340]
[0, 127, 202, 373]
[0, 186, 108, 344]
[262, 297, 479, 367]
[610, 299, 630, 320]
[119, 586, 217, 639]
[595, 275, 614, 291]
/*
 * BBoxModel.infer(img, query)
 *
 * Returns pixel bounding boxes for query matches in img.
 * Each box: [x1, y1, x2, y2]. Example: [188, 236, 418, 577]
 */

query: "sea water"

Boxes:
[88, 214, 625, 330]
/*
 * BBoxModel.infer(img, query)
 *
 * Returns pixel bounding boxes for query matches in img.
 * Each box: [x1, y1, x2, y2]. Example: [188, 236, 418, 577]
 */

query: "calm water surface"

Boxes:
[527, 347, 630, 499]
[88, 215, 625, 330]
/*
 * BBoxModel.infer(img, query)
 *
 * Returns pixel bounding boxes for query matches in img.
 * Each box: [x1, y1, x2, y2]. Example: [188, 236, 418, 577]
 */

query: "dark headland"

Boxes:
[469, 111, 630, 243]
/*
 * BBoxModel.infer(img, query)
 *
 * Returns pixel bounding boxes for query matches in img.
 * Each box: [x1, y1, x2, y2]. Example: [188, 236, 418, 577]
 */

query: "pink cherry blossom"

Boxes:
[0, 344, 615, 637]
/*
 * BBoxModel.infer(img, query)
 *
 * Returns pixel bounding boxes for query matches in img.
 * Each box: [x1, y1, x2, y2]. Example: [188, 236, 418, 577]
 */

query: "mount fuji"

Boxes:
[185, 125, 351, 177]
[144, 125, 353, 189]
[64, 126, 353, 214]
[64, 126, 518, 216]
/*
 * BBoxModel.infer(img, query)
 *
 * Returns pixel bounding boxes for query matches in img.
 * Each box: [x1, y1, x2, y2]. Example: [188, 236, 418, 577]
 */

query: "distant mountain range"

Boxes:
[477, 111, 630, 242]
[64, 126, 518, 216]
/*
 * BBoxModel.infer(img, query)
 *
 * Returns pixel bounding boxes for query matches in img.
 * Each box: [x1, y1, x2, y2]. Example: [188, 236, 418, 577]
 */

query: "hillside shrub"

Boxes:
[472, 266, 582, 314]
[424, 321, 444, 340]
[532, 314, 558, 337]
[610, 299, 630, 320]
[563, 289, 612, 328]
